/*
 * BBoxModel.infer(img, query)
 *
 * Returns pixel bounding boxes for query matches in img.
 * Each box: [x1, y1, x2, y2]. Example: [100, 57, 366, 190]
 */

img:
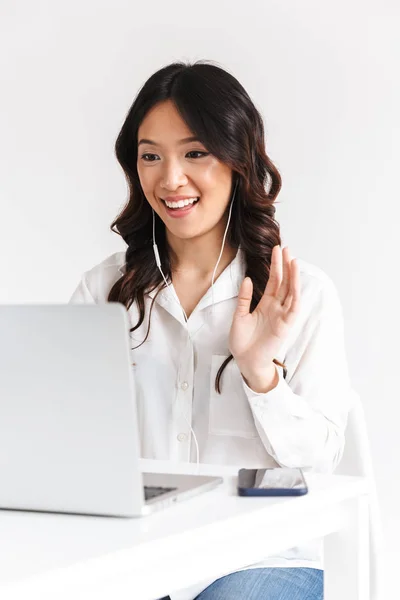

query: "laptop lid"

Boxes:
[0, 304, 146, 516]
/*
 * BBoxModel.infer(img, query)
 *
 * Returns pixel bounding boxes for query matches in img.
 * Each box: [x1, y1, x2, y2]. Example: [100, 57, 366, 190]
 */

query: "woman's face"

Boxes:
[136, 100, 235, 243]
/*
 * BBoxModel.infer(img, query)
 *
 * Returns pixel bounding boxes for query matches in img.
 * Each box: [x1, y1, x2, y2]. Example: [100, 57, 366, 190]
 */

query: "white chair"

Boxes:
[334, 392, 384, 599]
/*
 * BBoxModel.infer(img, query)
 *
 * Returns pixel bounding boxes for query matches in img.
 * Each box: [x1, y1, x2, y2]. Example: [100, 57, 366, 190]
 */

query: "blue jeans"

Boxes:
[158, 567, 323, 599]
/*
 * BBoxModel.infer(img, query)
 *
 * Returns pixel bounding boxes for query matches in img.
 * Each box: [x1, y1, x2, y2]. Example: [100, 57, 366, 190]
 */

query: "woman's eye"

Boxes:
[186, 151, 209, 159]
[140, 151, 209, 162]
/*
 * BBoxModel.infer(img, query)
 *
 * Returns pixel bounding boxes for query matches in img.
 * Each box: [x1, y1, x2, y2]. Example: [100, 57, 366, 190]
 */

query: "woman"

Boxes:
[70, 60, 356, 600]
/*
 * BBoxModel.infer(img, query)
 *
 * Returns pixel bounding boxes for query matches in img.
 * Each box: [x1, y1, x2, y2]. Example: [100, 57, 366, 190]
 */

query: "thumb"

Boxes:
[236, 277, 253, 318]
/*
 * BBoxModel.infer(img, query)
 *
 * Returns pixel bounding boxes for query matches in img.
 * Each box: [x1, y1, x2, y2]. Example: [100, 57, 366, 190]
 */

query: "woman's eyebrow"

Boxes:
[137, 136, 200, 147]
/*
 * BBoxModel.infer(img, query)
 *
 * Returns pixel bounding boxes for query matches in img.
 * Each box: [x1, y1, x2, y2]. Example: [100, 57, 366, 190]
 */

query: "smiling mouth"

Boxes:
[160, 198, 200, 210]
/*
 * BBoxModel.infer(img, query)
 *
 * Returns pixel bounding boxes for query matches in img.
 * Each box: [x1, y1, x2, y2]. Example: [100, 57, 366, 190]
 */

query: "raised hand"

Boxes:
[228, 245, 301, 378]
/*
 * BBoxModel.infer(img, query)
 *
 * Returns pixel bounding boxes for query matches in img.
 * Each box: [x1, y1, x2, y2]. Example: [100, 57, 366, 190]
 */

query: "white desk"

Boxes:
[0, 459, 370, 600]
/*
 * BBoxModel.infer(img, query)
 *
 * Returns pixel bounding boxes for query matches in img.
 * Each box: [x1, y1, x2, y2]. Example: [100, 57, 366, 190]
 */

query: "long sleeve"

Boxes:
[241, 274, 358, 473]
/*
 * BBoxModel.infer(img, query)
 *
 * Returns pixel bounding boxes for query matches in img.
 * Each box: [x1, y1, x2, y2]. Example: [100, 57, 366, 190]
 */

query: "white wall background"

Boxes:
[1, 0, 399, 582]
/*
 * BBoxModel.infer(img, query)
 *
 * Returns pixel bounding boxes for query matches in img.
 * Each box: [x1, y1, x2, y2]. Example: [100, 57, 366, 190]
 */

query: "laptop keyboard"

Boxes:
[144, 485, 178, 501]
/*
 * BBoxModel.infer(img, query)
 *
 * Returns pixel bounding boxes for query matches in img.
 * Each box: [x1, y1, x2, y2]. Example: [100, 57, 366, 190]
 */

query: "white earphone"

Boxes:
[152, 179, 239, 473]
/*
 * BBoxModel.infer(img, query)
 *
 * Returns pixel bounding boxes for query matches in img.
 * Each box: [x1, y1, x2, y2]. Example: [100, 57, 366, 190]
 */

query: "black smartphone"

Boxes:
[237, 467, 308, 496]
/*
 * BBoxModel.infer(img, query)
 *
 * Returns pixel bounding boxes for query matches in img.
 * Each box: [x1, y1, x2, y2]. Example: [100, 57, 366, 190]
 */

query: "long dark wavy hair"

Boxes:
[109, 59, 287, 393]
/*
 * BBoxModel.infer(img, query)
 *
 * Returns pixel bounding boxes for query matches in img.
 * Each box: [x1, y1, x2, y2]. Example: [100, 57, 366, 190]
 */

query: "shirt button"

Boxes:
[177, 433, 188, 442]
[180, 381, 189, 391]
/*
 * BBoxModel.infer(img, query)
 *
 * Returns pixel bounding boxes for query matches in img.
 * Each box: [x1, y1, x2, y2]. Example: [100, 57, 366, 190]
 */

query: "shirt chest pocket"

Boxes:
[208, 354, 259, 439]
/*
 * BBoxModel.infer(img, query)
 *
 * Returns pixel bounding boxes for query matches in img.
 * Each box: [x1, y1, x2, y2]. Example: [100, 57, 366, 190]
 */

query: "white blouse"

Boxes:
[69, 247, 358, 599]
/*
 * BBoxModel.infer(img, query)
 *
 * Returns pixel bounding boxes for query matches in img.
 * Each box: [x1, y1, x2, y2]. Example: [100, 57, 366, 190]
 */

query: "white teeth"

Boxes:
[164, 197, 199, 209]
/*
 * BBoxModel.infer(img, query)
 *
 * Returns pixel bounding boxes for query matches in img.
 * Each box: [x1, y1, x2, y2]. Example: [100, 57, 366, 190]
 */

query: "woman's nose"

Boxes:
[160, 159, 188, 189]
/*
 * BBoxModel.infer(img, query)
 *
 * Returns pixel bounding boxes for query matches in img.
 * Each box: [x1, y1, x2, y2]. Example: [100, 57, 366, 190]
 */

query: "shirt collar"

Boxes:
[118, 246, 246, 315]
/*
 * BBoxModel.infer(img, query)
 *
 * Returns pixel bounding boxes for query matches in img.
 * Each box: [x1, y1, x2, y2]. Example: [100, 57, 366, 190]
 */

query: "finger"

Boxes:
[265, 245, 282, 296]
[236, 276, 253, 318]
[289, 258, 301, 314]
[277, 246, 291, 304]
[283, 258, 301, 313]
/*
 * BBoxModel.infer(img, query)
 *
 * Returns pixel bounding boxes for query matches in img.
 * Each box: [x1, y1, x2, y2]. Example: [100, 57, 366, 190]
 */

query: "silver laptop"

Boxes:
[0, 304, 222, 517]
